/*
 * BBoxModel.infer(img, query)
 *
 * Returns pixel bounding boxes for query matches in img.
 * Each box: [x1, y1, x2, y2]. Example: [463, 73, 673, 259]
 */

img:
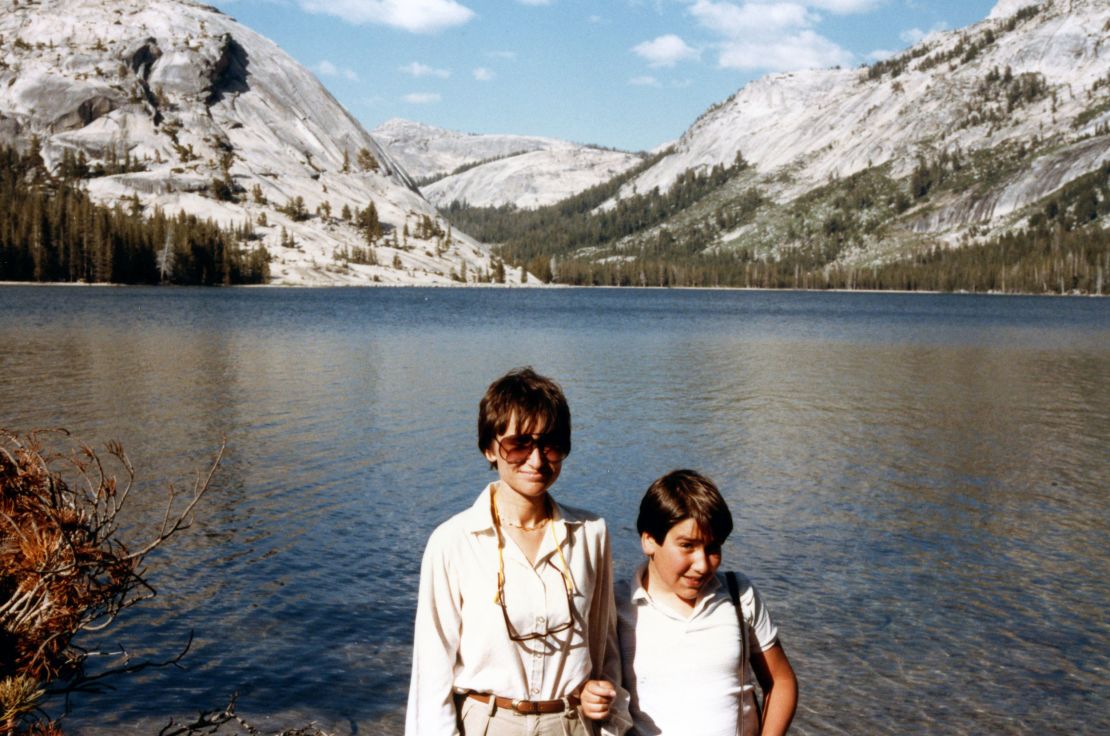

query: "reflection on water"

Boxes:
[1, 286, 1107, 735]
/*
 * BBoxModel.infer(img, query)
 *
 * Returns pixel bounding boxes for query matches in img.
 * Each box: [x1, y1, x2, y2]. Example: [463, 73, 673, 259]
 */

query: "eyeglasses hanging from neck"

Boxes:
[490, 487, 578, 642]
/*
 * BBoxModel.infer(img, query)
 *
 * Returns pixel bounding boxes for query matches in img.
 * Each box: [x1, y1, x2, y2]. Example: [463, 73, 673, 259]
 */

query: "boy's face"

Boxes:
[483, 414, 563, 501]
[642, 518, 722, 605]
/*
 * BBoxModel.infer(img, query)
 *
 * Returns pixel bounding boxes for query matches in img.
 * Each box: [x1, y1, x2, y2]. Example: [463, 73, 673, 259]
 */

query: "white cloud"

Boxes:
[688, 1, 857, 72]
[900, 23, 947, 45]
[630, 75, 661, 87]
[689, 1, 815, 35]
[297, 0, 474, 34]
[473, 67, 495, 81]
[404, 92, 442, 104]
[399, 61, 451, 78]
[806, 0, 883, 13]
[716, 29, 854, 70]
[633, 34, 700, 67]
[866, 48, 897, 61]
[314, 60, 359, 81]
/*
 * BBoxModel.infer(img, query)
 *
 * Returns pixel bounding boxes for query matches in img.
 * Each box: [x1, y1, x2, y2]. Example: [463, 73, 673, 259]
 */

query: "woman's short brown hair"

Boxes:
[478, 367, 571, 467]
[637, 469, 733, 546]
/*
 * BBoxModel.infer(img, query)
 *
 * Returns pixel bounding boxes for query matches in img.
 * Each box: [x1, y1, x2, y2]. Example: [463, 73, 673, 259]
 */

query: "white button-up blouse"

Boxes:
[405, 484, 630, 736]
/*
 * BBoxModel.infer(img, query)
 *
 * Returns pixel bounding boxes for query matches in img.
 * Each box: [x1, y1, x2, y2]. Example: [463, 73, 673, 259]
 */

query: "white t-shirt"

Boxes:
[616, 566, 779, 736]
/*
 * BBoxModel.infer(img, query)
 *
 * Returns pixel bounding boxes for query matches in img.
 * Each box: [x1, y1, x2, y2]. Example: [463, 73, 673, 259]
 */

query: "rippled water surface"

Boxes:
[2, 286, 1107, 735]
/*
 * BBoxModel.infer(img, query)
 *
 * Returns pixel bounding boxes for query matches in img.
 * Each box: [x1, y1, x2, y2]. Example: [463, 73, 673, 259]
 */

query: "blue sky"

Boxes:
[214, 0, 1002, 152]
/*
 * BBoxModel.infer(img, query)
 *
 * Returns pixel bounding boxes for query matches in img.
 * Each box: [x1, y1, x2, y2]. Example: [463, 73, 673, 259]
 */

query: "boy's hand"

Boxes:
[579, 679, 616, 720]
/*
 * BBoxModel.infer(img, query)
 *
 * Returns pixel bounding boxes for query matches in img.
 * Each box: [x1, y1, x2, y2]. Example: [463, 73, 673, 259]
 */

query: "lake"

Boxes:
[1, 285, 1107, 735]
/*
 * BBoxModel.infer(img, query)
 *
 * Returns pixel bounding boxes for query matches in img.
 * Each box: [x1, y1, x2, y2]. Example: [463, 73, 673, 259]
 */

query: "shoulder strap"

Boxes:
[725, 572, 748, 625]
[725, 570, 740, 606]
[725, 572, 749, 656]
[727, 572, 760, 736]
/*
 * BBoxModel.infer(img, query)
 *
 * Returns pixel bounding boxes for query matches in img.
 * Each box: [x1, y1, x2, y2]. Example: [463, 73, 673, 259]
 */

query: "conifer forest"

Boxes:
[0, 143, 270, 286]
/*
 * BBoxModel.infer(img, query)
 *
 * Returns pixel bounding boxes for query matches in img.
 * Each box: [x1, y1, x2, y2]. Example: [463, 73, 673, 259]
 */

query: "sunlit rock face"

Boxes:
[0, 0, 518, 286]
[372, 118, 646, 210]
[616, 0, 1110, 235]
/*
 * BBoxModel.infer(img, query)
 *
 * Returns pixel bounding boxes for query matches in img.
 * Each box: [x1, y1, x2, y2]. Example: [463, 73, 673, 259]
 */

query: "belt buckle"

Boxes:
[512, 699, 536, 715]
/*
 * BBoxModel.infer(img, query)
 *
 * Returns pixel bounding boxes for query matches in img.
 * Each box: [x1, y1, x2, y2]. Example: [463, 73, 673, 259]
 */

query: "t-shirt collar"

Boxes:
[629, 562, 723, 618]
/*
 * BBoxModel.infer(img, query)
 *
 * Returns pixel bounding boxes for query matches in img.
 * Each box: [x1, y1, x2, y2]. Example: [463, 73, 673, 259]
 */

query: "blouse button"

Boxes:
[531, 687, 539, 695]
[537, 616, 546, 623]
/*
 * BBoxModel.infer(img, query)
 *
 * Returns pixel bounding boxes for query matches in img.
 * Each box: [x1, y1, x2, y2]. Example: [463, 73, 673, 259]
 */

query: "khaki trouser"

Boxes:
[457, 694, 593, 736]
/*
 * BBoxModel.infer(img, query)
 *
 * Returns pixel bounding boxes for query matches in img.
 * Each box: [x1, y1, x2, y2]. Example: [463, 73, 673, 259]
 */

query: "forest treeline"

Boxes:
[441, 146, 1109, 294]
[440, 148, 757, 280]
[0, 142, 269, 285]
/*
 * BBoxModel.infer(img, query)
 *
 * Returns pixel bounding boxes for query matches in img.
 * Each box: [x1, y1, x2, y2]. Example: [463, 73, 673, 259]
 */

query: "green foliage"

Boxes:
[960, 67, 1049, 129]
[53, 141, 147, 180]
[863, 42, 931, 81]
[208, 177, 235, 202]
[412, 214, 445, 240]
[909, 7, 1044, 79]
[0, 143, 268, 285]
[277, 196, 309, 221]
[357, 148, 380, 173]
[457, 136, 1107, 294]
[210, 151, 238, 202]
[340, 244, 377, 266]
[910, 148, 965, 199]
[621, 161, 1110, 292]
[1002, 4, 1044, 32]
[357, 201, 382, 245]
[441, 151, 748, 282]
[280, 226, 295, 249]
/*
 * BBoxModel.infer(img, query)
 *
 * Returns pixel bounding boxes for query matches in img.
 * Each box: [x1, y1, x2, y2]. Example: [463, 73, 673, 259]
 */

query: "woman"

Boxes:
[406, 367, 629, 736]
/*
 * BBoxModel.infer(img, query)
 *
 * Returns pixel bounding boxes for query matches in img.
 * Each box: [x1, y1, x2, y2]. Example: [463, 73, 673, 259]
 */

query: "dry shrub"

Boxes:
[0, 429, 221, 735]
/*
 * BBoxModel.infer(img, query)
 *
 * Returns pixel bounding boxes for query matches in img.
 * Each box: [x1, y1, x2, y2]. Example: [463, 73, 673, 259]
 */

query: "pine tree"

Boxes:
[358, 201, 382, 245]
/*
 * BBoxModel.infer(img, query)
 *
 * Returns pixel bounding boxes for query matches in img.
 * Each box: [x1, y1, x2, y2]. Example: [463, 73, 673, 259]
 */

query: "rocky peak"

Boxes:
[614, 0, 1109, 236]
[0, 0, 517, 285]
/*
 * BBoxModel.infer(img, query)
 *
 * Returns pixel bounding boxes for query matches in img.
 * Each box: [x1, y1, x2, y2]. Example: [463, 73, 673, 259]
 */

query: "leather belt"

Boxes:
[462, 691, 580, 715]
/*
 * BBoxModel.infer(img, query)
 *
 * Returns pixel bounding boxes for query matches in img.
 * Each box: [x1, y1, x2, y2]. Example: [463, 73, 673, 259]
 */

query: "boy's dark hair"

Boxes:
[478, 367, 571, 468]
[637, 469, 733, 546]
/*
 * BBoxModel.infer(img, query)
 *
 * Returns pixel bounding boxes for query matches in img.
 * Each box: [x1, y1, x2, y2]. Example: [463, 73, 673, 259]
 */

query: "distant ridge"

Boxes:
[438, 0, 1110, 293]
[372, 118, 646, 209]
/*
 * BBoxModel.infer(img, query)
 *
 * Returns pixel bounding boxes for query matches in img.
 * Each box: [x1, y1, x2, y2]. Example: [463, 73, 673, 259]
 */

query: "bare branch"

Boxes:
[1, 430, 224, 735]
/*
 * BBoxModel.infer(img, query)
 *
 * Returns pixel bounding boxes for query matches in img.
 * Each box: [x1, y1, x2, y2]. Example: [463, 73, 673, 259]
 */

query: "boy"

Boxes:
[616, 469, 797, 736]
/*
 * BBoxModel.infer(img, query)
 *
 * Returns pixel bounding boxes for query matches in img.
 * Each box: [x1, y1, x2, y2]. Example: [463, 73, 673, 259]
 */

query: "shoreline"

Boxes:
[0, 280, 1105, 298]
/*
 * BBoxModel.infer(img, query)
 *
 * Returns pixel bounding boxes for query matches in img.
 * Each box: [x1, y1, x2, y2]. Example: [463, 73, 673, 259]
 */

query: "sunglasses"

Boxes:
[494, 433, 568, 465]
[490, 488, 577, 642]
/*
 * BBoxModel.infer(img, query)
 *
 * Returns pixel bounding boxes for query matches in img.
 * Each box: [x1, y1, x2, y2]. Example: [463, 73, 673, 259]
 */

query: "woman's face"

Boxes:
[483, 414, 563, 501]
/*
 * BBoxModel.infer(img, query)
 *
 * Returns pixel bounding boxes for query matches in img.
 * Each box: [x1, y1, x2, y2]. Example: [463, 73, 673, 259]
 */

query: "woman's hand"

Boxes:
[579, 679, 617, 720]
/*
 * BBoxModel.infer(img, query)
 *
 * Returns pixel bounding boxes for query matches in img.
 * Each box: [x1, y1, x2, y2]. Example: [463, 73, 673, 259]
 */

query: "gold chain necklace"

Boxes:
[500, 517, 550, 532]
